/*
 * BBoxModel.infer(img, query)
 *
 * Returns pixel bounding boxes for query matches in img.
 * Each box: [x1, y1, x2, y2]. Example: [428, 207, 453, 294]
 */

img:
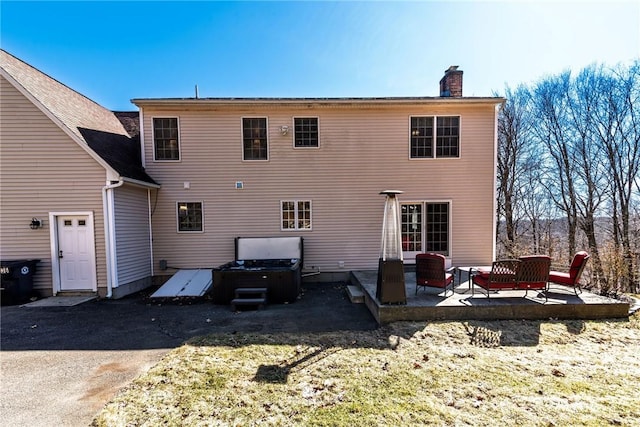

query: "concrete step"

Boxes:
[346, 285, 364, 303]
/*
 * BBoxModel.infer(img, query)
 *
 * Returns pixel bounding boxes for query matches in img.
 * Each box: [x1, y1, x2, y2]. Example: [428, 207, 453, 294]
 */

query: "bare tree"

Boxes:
[530, 72, 579, 258]
[496, 85, 533, 257]
[496, 61, 639, 293]
[564, 65, 609, 289]
[591, 61, 640, 292]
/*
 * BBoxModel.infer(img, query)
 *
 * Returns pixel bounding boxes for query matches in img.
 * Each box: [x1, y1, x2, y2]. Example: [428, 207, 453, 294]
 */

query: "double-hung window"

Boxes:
[177, 202, 203, 232]
[242, 117, 268, 160]
[294, 117, 319, 148]
[153, 118, 180, 161]
[281, 200, 312, 231]
[401, 201, 451, 257]
[410, 116, 460, 158]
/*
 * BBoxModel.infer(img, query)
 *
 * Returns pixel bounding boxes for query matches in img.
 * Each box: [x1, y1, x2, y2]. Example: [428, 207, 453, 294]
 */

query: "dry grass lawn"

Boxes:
[93, 310, 639, 426]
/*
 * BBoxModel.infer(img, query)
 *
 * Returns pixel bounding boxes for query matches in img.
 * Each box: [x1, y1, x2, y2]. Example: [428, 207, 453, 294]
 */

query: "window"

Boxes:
[177, 202, 203, 232]
[410, 116, 459, 158]
[425, 202, 449, 253]
[410, 117, 433, 158]
[294, 117, 319, 148]
[242, 117, 268, 160]
[436, 116, 460, 157]
[153, 118, 180, 161]
[401, 202, 450, 256]
[401, 204, 423, 252]
[281, 200, 312, 231]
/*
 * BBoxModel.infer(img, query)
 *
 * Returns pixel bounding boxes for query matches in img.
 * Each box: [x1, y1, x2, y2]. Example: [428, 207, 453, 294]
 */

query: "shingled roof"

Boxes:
[0, 49, 157, 186]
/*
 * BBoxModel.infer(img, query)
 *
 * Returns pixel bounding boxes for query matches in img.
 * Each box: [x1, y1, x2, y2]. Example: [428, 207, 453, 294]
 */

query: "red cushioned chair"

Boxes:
[415, 253, 454, 296]
[548, 251, 590, 295]
[471, 259, 520, 298]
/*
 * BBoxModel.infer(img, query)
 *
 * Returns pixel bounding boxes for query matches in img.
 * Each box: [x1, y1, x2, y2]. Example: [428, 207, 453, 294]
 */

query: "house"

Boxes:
[0, 49, 159, 299]
[1, 50, 503, 300]
[133, 66, 504, 280]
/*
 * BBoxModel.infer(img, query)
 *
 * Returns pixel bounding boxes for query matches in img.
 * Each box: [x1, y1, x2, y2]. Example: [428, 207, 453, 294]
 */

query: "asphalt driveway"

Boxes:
[1, 282, 377, 426]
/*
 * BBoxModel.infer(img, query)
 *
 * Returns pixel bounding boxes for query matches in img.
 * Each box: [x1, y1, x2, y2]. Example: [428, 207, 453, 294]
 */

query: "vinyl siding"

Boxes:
[0, 76, 107, 295]
[113, 184, 152, 286]
[141, 102, 498, 271]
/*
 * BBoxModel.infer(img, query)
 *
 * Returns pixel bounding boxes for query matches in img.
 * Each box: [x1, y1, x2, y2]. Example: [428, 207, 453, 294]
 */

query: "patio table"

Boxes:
[455, 266, 491, 293]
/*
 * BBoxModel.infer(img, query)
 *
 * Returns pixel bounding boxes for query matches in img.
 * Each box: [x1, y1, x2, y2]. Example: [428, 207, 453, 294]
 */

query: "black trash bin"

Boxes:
[1, 259, 40, 305]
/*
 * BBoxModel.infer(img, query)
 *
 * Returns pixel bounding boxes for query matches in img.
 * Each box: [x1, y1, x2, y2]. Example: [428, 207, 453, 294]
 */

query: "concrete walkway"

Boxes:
[1, 283, 377, 426]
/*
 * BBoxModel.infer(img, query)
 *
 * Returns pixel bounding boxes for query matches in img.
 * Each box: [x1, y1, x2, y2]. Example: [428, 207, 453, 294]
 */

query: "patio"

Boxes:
[350, 269, 630, 324]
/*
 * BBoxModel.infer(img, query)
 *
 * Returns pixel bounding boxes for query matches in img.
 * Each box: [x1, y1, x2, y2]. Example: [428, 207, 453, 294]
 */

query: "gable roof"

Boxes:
[0, 49, 157, 187]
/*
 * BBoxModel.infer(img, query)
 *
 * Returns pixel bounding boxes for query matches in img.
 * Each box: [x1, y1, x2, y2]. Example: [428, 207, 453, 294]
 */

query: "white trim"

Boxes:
[148, 189, 155, 276]
[102, 180, 124, 297]
[492, 104, 502, 262]
[408, 114, 461, 160]
[176, 201, 205, 233]
[241, 116, 269, 161]
[120, 176, 160, 189]
[280, 199, 313, 231]
[48, 211, 98, 295]
[132, 97, 505, 108]
[292, 116, 321, 149]
[400, 200, 453, 263]
[139, 106, 146, 168]
[151, 116, 181, 162]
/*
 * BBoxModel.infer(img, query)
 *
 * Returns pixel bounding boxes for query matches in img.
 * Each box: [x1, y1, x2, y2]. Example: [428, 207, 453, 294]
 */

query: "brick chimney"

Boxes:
[439, 66, 463, 97]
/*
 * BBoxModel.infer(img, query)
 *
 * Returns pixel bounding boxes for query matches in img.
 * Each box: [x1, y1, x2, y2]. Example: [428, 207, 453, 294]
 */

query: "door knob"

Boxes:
[59, 250, 63, 259]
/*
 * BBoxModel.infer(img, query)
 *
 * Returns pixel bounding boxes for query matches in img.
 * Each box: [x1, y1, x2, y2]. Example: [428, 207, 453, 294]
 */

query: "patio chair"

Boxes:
[548, 251, 590, 295]
[471, 259, 520, 298]
[415, 253, 454, 296]
[516, 255, 551, 302]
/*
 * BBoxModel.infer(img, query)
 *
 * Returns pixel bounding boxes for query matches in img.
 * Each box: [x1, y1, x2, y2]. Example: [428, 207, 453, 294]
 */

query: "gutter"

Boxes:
[102, 179, 125, 298]
[122, 176, 160, 189]
[131, 97, 506, 109]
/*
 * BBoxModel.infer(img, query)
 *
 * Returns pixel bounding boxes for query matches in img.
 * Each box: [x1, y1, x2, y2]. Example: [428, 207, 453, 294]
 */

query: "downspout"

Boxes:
[148, 188, 154, 278]
[102, 179, 125, 298]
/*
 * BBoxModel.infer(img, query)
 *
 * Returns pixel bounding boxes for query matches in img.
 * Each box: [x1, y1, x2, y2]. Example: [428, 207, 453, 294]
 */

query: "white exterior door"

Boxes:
[56, 215, 96, 291]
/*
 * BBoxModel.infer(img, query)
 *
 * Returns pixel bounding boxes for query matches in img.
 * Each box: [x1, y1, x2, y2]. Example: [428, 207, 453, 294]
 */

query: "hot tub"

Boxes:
[211, 237, 303, 304]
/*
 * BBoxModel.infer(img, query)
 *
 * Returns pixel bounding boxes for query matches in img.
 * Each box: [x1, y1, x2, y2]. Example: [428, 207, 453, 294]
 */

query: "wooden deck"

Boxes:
[350, 270, 630, 325]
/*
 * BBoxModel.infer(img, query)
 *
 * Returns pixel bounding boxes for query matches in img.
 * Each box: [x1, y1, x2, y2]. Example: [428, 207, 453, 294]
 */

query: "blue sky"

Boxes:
[2, 1, 639, 111]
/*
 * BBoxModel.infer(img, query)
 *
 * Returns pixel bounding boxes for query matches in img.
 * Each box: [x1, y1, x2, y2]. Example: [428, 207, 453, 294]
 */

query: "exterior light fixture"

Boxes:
[30, 218, 42, 229]
[280, 125, 289, 136]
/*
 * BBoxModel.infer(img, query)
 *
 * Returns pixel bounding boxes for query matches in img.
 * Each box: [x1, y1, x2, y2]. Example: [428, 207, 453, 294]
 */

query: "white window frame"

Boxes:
[292, 116, 320, 149]
[152, 116, 181, 162]
[280, 200, 312, 231]
[176, 201, 204, 233]
[401, 200, 452, 263]
[241, 117, 269, 161]
[408, 115, 461, 160]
